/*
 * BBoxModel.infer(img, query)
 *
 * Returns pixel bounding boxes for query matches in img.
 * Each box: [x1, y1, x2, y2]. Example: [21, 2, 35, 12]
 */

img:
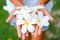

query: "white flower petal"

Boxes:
[38, 12, 43, 19]
[42, 22, 49, 26]
[24, 14, 31, 20]
[31, 13, 37, 18]
[16, 15, 24, 19]
[39, 25, 43, 28]
[16, 19, 24, 25]
[21, 25, 27, 33]
[32, 7, 37, 12]
[37, 22, 43, 28]
[36, 5, 44, 9]
[43, 16, 49, 21]
[38, 11, 43, 17]
[31, 14, 37, 24]
[28, 24, 35, 33]
[22, 6, 28, 10]
[14, 11, 19, 15]
[19, 9, 28, 15]
[31, 18, 37, 24]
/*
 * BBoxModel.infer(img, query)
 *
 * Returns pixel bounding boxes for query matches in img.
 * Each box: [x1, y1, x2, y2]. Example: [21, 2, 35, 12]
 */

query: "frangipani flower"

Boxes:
[29, 5, 44, 13]
[21, 11, 36, 33]
[13, 7, 36, 33]
[35, 4, 44, 9]
[16, 19, 25, 25]
[13, 7, 31, 25]
[37, 11, 49, 28]
[13, 6, 49, 34]
[14, 7, 29, 19]
[21, 19, 35, 33]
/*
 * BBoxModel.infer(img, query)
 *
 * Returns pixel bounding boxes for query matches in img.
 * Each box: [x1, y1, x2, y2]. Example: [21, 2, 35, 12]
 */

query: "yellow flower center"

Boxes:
[25, 20, 29, 26]
[37, 19, 41, 23]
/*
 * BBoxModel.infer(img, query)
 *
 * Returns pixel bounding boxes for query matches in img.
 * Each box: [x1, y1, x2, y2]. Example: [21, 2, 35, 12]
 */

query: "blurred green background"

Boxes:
[0, 0, 60, 40]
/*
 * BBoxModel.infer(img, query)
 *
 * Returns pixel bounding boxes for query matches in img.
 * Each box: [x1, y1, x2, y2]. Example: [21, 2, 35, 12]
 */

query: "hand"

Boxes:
[42, 8, 54, 21]
[6, 7, 21, 23]
[31, 7, 54, 37]
[6, 6, 26, 23]
[31, 24, 42, 37]
[6, 7, 29, 40]
[37, 8, 54, 21]
[16, 25, 29, 40]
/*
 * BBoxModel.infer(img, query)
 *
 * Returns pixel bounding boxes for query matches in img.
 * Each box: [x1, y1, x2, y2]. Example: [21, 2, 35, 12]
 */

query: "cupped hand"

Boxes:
[31, 7, 54, 37]
[6, 7, 29, 40]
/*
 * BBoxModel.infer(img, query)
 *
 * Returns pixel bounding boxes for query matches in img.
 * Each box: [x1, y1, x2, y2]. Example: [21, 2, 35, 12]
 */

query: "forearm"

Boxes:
[10, 0, 24, 7]
[37, 0, 50, 5]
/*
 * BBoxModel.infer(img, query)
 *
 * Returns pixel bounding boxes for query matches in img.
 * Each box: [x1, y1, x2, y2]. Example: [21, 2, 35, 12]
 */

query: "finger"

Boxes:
[22, 33, 26, 40]
[6, 9, 15, 23]
[6, 9, 16, 23]
[16, 25, 22, 38]
[31, 31, 35, 35]
[38, 27, 42, 35]
[43, 9, 54, 21]
[6, 14, 14, 23]
[31, 24, 36, 36]
[45, 13, 54, 21]
[26, 31, 29, 37]
[34, 25, 39, 37]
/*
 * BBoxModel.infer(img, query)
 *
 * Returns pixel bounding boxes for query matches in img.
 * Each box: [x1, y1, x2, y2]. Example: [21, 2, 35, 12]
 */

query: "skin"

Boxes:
[10, 0, 24, 6]
[6, 8, 29, 40]
[7, 0, 53, 40]
[6, 8, 54, 40]
[36, 0, 50, 5]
